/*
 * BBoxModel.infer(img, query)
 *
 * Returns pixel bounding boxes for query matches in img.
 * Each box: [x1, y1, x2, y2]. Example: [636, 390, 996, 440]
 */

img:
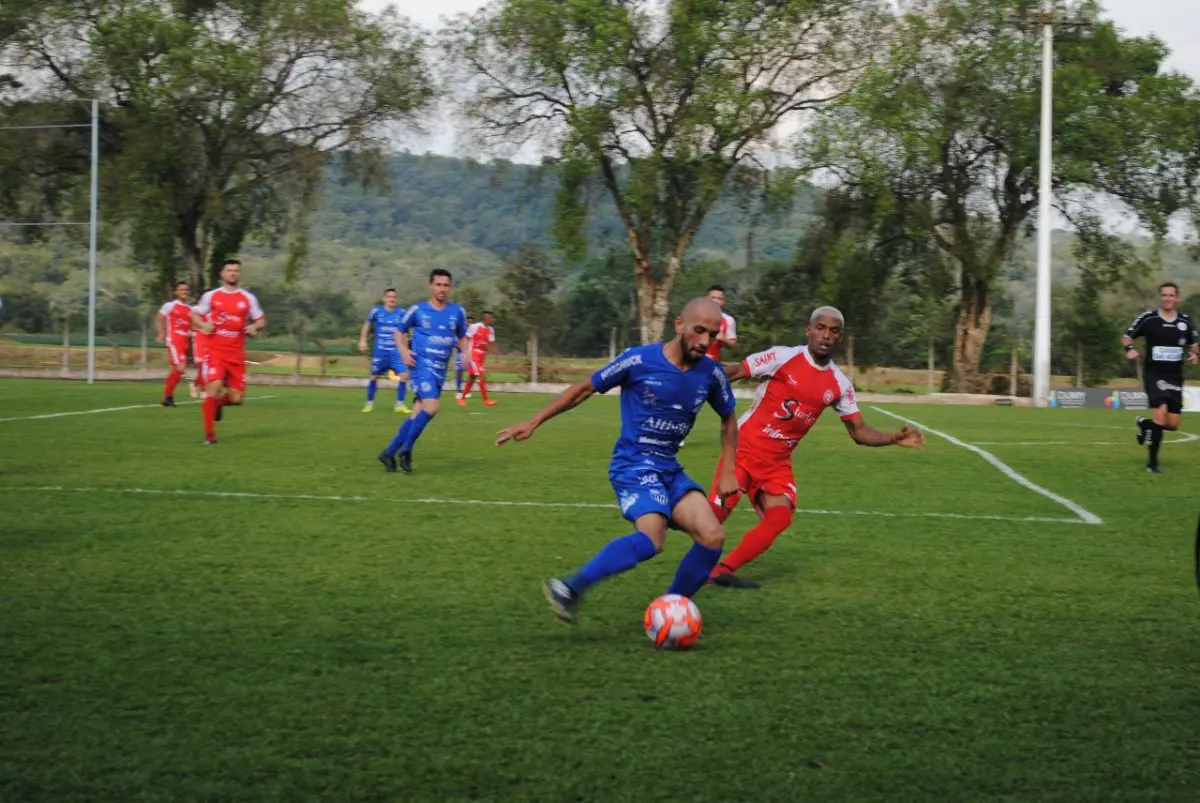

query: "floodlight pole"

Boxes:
[1032, 0, 1054, 408]
[87, 99, 99, 384]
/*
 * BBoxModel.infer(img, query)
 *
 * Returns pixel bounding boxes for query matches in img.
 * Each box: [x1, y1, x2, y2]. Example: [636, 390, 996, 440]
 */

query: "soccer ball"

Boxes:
[643, 594, 702, 650]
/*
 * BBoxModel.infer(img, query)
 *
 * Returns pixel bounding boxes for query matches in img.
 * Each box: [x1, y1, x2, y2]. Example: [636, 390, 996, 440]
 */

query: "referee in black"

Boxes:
[1121, 282, 1199, 473]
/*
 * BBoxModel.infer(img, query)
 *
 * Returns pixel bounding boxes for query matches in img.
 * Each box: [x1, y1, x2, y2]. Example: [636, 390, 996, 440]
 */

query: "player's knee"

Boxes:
[694, 523, 725, 550]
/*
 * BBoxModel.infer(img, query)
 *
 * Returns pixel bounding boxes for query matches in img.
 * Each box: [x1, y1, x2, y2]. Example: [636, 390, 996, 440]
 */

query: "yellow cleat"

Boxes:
[386, 370, 401, 381]
[394, 402, 412, 415]
[362, 402, 375, 413]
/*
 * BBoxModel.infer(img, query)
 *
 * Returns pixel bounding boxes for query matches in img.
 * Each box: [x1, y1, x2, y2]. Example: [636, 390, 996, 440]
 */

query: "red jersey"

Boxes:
[705, 312, 737, 360]
[466, 322, 495, 355]
[192, 288, 263, 353]
[159, 300, 192, 339]
[737, 344, 860, 459]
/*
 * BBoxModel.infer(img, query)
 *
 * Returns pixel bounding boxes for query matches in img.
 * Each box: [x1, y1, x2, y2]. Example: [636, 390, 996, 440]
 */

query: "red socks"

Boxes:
[714, 506, 794, 575]
[203, 396, 218, 438]
[163, 367, 183, 397]
[460, 378, 475, 398]
[479, 378, 490, 401]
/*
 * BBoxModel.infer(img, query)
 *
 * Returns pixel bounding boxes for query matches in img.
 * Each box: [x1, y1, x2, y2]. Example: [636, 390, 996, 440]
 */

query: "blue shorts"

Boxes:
[609, 465, 704, 527]
[410, 366, 447, 401]
[370, 352, 407, 377]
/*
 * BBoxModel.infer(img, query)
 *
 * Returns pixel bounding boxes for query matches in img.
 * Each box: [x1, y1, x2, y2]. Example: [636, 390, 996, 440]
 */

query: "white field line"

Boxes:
[869, 406, 1104, 526]
[0, 395, 277, 423]
[973, 432, 1199, 447]
[0, 485, 1090, 525]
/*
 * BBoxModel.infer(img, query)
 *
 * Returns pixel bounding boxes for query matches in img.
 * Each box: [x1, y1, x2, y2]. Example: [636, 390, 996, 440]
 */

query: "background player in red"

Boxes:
[457, 310, 497, 407]
[707, 306, 925, 588]
[705, 284, 738, 360]
[155, 281, 191, 407]
[191, 260, 266, 445]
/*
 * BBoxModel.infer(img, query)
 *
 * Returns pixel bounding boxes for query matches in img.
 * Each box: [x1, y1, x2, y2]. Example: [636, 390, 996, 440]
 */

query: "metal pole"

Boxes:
[1032, 4, 1054, 407]
[87, 99, 99, 384]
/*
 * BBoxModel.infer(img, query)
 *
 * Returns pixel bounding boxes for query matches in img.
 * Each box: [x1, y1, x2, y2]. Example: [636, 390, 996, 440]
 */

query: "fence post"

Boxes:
[1010, 345, 1019, 397]
[529, 329, 540, 385]
[927, 335, 935, 393]
[1075, 340, 1083, 388]
[609, 326, 617, 362]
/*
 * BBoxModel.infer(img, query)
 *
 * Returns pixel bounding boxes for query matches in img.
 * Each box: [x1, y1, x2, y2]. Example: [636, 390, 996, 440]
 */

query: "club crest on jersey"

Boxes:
[1179, 321, 1188, 331]
[640, 386, 658, 407]
[822, 389, 835, 405]
[236, 301, 246, 310]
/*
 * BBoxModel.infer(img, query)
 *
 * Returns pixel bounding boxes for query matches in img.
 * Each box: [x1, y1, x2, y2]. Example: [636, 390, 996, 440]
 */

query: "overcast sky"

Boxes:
[375, 0, 1200, 159]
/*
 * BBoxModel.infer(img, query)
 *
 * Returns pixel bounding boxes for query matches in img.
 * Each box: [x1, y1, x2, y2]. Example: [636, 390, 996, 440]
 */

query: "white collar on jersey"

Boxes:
[800, 345, 834, 372]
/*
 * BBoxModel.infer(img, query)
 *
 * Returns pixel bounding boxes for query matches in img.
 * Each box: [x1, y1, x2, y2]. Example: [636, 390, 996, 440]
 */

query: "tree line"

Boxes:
[2, 0, 1199, 390]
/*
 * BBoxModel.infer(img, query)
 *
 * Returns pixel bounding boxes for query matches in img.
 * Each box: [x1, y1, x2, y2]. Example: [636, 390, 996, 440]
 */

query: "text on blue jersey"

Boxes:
[399, 301, 468, 371]
[590, 344, 736, 470]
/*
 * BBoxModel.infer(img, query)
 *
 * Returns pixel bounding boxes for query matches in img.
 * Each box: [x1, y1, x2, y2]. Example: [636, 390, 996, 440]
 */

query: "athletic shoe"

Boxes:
[394, 402, 412, 415]
[1146, 465, 1163, 474]
[456, 397, 466, 406]
[362, 401, 374, 413]
[378, 451, 397, 473]
[543, 578, 580, 624]
[708, 572, 760, 589]
[1135, 416, 1147, 445]
[483, 399, 497, 407]
[397, 451, 413, 474]
[161, 396, 175, 407]
[204, 436, 219, 446]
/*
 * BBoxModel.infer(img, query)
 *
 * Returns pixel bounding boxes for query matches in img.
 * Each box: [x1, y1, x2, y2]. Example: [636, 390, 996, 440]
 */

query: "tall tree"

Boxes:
[805, 0, 1200, 391]
[445, 0, 886, 343]
[3, 0, 435, 288]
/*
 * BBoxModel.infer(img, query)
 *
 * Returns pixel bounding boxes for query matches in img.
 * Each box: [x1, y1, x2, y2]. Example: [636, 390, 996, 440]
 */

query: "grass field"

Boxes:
[2, 379, 1199, 802]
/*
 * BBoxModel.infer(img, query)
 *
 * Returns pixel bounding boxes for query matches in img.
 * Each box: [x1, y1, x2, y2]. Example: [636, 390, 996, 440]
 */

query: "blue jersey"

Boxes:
[590, 344, 736, 473]
[399, 301, 468, 373]
[366, 305, 406, 356]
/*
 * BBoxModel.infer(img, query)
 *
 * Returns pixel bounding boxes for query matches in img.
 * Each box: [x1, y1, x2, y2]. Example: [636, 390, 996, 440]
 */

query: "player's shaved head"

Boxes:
[674, 297, 723, 364]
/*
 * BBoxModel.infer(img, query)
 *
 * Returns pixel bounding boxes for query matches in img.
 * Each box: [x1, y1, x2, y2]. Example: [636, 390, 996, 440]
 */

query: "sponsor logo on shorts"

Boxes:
[650, 488, 669, 506]
[619, 491, 639, 514]
[1156, 378, 1183, 393]
[638, 473, 660, 486]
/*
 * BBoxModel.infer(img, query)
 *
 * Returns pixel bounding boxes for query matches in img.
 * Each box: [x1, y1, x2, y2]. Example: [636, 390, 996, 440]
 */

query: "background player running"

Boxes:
[191, 260, 266, 445]
[495, 298, 740, 625]
[155, 281, 192, 407]
[706, 306, 924, 589]
[705, 284, 738, 361]
[378, 269, 468, 474]
[1123, 282, 1199, 473]
[458, 310, 497, 407]
[358, 288, 411, 414]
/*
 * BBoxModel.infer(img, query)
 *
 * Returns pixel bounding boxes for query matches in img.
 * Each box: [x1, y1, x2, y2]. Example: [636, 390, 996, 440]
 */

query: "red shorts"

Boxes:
[205, 351, 247, 392]
[194, 338, 209, 366]
[468, 351, 488, 375]
[708, 452, 797, 520]
[166, 337, 189, 367]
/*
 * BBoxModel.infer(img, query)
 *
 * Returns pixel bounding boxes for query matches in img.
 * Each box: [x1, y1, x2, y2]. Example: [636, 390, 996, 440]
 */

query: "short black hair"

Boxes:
[483, 310, 495, 317]
[430, 268, 452, 282]
[707, 284, 726, 294]
[383, 287, 397, 294]
[1160, 282, 1180, 293]
[222, 259, 241, 268]
[467, 315, 476, 322]
[174, 281, 189, 289]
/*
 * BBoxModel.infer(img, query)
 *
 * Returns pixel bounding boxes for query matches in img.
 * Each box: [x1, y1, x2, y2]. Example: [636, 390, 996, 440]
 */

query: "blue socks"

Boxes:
[667, 543, 723, 597]
[396, 381, 407, 404]
[399, 410, 433, 453]
[567, 532, 658, 594]
[366, 379, 378, 402]
[385, 417, 414, 457]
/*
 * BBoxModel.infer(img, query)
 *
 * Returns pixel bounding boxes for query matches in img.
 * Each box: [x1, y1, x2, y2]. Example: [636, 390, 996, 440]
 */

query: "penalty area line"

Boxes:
[0, 485, 1091, 525]
[0, 395, 277, 423]
[868, 406, 1103, 526]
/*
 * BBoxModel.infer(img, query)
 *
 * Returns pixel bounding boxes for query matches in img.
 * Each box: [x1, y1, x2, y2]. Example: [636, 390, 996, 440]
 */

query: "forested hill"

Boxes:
[264, 151, 817, 299]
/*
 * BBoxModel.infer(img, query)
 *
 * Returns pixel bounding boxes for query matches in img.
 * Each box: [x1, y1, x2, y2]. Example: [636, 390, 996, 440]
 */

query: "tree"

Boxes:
[4, 0, 435, 289]
[445, 0, 886, 343]
[498, 243, 560, 375]
[805, 0, 1200, 391]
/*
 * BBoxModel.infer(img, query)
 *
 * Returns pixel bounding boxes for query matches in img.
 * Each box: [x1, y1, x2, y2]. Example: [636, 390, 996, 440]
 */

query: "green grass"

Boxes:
[2, 380, 1199, 802]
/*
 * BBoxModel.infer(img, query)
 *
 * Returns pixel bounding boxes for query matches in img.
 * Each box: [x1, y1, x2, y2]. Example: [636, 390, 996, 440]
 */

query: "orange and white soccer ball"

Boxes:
[643, 594, 702, 649]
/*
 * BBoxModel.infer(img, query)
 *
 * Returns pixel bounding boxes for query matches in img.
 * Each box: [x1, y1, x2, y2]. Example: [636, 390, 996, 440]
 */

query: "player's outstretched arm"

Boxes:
[844, 417, 925, 450]
[495, 379, 596, 446]
[714, 414, 740, 501]
[721, 362, 748, 382]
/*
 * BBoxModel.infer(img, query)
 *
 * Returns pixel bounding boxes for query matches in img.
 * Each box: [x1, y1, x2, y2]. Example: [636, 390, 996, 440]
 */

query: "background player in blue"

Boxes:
[378, 269, 468, 473]
[357, 288, 411, 414]
[496, 298, 740, 624]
